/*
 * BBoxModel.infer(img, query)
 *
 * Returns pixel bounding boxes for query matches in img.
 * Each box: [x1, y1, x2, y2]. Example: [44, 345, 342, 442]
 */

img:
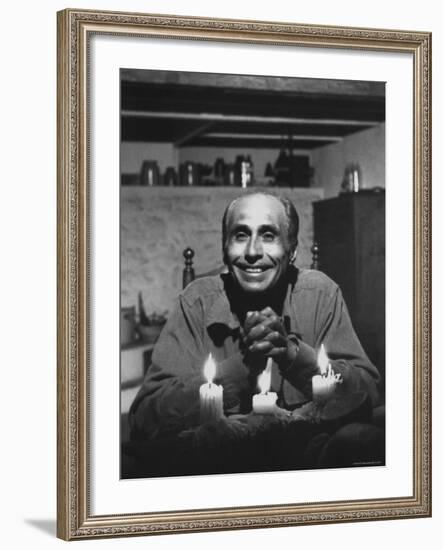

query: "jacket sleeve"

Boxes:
[128, 293, 205, 440]
[128, 293, 250, 440]
[282, 284, 381, 406]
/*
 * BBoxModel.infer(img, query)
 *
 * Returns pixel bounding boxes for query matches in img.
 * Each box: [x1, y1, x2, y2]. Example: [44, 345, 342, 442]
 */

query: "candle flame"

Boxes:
[318, 344, 329, 375]
[258, 367, 271, 394]
[204, 353, 216, 384]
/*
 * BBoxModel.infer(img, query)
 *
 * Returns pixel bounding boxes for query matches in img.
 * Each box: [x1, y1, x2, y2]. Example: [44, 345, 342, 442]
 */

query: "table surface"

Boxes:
[122, 393, 385, 479]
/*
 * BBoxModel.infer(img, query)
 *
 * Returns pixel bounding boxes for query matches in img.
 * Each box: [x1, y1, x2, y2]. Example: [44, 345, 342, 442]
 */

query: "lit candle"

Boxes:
[199, 354, 224, 423]
[252, 358, 278, 414]
[312, 344, 342, 404]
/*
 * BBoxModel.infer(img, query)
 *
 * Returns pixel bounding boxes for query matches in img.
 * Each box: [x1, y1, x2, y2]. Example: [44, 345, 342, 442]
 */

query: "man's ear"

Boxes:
[290, 249, 298, 264]
[222, 247, 229, 266]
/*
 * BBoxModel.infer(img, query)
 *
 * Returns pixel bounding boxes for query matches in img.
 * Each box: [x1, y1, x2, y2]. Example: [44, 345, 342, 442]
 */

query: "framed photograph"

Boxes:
[57, 8, 431, 540]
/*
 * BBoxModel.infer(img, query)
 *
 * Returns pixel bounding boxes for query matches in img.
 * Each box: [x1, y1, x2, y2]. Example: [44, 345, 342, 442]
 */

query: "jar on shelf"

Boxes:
[140, 160, 160, 186]
[224, 164, 236, 186]
[164, 166, 178, 186]
[179, 162, 200, 186]
[340, 163, 362, 194]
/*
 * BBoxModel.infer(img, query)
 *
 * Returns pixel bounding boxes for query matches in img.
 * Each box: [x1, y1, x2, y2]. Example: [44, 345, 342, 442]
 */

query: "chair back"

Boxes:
[183, 243, 320, 289]
[311, 242, 320, 270]
[182, 247, 196, 289]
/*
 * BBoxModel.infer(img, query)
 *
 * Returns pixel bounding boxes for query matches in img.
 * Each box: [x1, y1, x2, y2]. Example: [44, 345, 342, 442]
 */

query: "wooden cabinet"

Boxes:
[313, 192, 385, 379]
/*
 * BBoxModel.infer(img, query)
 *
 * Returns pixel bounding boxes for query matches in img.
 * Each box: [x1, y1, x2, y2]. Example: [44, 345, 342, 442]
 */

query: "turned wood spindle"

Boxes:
[311, 242, 320, 270]
[183, 247, 195, 289]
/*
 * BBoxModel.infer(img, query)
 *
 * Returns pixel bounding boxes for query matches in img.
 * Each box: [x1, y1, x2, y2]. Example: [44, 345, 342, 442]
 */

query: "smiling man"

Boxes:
[129, 192, 380, 441]
[223, 193, 294, 295]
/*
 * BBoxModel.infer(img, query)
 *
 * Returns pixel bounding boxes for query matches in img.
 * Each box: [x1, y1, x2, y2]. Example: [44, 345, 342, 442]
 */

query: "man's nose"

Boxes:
[244, 236, 263, 262]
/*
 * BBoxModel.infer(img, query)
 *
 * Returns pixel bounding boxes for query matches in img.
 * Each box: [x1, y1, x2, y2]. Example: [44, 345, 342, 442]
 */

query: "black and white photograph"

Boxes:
[119, 68, 386, 479]
[53, 6, 432, 542]
[2, 0, 440, 544]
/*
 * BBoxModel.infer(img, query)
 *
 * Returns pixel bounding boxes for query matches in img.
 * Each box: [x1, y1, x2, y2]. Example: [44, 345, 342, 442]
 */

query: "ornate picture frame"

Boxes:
[57, 8, 431, 540]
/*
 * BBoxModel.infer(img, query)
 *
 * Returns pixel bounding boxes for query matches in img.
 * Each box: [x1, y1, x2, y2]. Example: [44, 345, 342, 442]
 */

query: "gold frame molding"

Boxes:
[57, 8, 432, 540]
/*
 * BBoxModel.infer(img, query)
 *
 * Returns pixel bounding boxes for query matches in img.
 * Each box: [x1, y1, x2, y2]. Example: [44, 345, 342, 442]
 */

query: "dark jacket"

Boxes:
[129, 268, 380, 440]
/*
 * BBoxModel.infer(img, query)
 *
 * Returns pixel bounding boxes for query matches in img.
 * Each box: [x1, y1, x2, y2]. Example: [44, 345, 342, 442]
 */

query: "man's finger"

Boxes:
[248, 340, 287, 357]
[245, 315, 286, 342]
[244, 311, 264, 332]
[244, 319, 275, 343]
[261, 314, 285, 333]
[260, 306, 276, 317]
[248, 340, 273, 353]
[244, 324, 270, 345]
[266, 347, 287, 357]
[263, 331, 286, 345]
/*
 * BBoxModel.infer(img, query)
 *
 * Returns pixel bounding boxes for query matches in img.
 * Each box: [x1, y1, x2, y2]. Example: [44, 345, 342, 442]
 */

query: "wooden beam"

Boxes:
[121, 110, 379, 127]
[174, 121, 215, 147]
[121, 68, 385, 98]
[204, 132, 342, 142]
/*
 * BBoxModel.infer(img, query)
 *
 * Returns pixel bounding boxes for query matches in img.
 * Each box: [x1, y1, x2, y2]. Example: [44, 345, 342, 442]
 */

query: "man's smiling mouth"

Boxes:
[236, 265, 272, 274]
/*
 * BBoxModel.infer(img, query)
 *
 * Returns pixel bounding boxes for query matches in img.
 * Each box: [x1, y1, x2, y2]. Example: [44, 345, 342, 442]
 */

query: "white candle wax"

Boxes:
[313, 344, 338, 404]
[252, 391, 278, 414]
[312, 374, 335, 404]
[252, 358, 277, 414]
[199, 382, 224, 423]
[199, 354, 224, 423]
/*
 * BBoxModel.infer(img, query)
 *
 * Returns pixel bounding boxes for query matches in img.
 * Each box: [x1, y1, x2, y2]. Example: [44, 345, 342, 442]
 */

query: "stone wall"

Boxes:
[121, 187, 324, 314]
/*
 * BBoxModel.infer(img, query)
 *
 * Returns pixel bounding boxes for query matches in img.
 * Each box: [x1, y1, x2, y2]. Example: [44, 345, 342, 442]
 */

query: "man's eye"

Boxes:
[262, 233, 275, 241]
[234, 232, 248, 241]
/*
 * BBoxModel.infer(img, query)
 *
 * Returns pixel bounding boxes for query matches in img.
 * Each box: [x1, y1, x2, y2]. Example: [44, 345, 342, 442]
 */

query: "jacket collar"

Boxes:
[205, 283, 241, 330]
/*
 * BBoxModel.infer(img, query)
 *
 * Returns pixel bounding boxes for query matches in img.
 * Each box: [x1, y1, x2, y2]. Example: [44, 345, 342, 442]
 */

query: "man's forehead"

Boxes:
[227, 194, 286, 226]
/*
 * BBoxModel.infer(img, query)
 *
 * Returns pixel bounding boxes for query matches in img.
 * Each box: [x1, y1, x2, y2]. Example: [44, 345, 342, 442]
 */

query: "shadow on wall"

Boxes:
[24, 519, 56, 537]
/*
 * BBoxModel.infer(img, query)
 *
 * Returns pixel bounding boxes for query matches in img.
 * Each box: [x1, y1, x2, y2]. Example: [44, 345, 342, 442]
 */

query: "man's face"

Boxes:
[224, 194, 294, 295]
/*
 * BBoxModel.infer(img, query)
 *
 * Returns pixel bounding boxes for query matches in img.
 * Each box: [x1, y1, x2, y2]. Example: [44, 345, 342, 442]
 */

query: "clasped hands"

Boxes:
[241, 307, 298, 373]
